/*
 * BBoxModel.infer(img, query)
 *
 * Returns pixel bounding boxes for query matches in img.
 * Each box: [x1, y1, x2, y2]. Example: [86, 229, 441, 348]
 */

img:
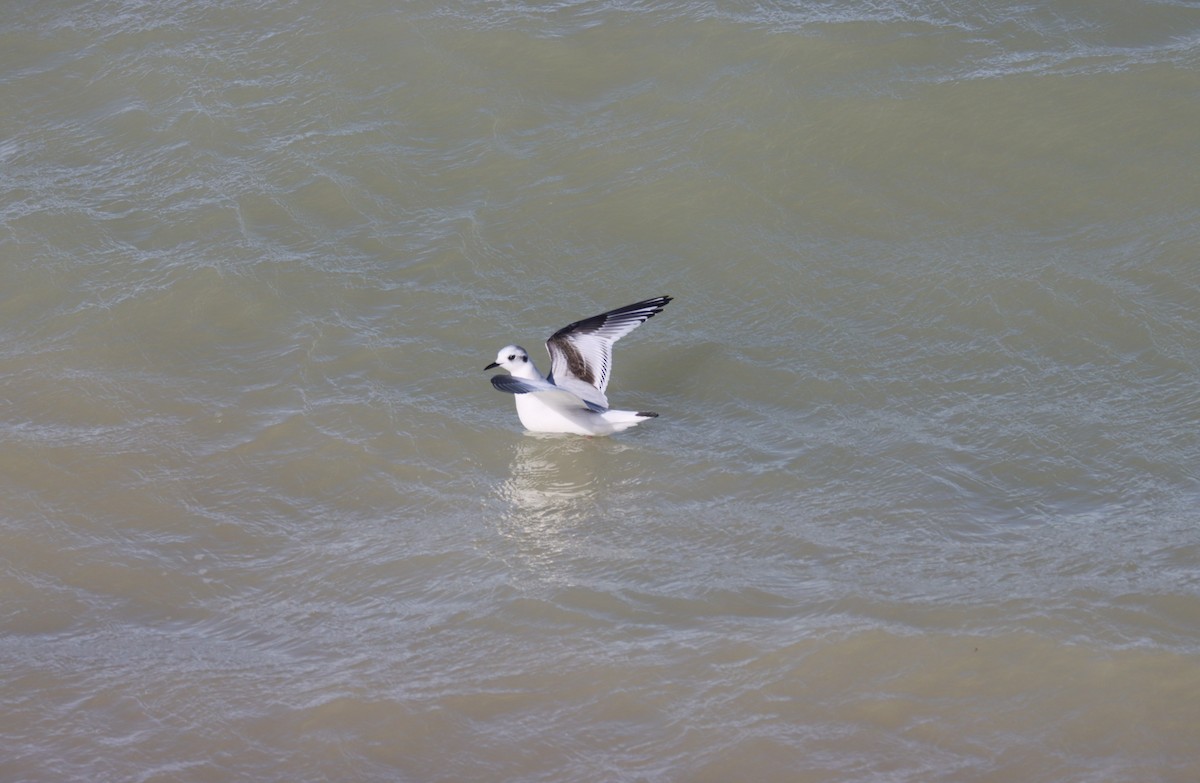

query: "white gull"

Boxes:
[484, 296, 672, 436]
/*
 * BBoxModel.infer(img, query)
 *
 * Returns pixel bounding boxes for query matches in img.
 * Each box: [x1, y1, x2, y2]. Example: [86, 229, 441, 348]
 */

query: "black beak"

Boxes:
[484, 361, 500, 371]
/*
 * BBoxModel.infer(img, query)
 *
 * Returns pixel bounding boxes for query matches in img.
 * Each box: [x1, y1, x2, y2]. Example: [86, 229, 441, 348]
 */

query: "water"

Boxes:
[2, 1, 1199, 781]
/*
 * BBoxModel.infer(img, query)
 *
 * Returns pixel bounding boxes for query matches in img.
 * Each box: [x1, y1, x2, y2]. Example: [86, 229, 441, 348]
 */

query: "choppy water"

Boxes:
[3, 1, 1199, 781]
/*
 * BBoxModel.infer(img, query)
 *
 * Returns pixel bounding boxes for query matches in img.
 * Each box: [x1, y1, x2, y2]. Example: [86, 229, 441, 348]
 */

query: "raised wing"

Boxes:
[545, 296, 672, 408]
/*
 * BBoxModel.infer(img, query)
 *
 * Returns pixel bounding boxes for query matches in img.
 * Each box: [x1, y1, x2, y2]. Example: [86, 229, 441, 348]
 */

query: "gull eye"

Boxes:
[507, 354, 515, 361]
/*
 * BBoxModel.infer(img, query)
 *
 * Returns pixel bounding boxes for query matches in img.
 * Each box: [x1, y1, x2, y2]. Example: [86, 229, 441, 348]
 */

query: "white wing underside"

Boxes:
[545, 296, 672, 410]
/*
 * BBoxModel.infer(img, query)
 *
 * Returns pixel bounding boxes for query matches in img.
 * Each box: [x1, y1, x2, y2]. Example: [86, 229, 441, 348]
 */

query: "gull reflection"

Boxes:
[494, 434, 632, 561]
[500, 434, 597, 517]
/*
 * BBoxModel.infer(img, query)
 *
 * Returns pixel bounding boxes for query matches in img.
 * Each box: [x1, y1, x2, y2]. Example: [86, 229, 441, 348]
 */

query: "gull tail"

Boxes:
[600, 409, 659, 433]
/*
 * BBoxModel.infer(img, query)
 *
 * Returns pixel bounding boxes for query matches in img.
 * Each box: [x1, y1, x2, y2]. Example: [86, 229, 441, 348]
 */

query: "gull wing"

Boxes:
[490, 374, 607, 413]
[545, 296, 672, 408]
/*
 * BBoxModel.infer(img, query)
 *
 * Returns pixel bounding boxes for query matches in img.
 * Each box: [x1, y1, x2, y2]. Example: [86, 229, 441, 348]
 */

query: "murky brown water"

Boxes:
[3, 1, 1199, 781]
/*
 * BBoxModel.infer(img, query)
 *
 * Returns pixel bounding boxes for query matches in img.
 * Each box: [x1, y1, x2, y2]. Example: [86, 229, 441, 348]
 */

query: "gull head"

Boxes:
[484, 345, 530, 374]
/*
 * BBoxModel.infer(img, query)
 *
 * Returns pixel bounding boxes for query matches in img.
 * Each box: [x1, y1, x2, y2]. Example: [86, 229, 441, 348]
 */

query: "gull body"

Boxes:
[485, 296, 672, 436]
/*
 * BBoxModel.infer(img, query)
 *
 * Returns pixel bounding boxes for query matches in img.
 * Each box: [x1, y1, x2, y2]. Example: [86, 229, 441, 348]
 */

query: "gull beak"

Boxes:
[484, 361, 500, 371]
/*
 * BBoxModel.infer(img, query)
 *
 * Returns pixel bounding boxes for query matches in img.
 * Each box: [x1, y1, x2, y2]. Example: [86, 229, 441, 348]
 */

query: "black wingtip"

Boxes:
[548, 295, 675, 345]
[636, 411, 659, 418]
[648, 295, 672, 316]
[608, 295, 673, 322]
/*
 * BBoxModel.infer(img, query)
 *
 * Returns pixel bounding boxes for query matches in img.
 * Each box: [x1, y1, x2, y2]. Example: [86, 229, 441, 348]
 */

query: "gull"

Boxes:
[485, 295, 673, 436]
